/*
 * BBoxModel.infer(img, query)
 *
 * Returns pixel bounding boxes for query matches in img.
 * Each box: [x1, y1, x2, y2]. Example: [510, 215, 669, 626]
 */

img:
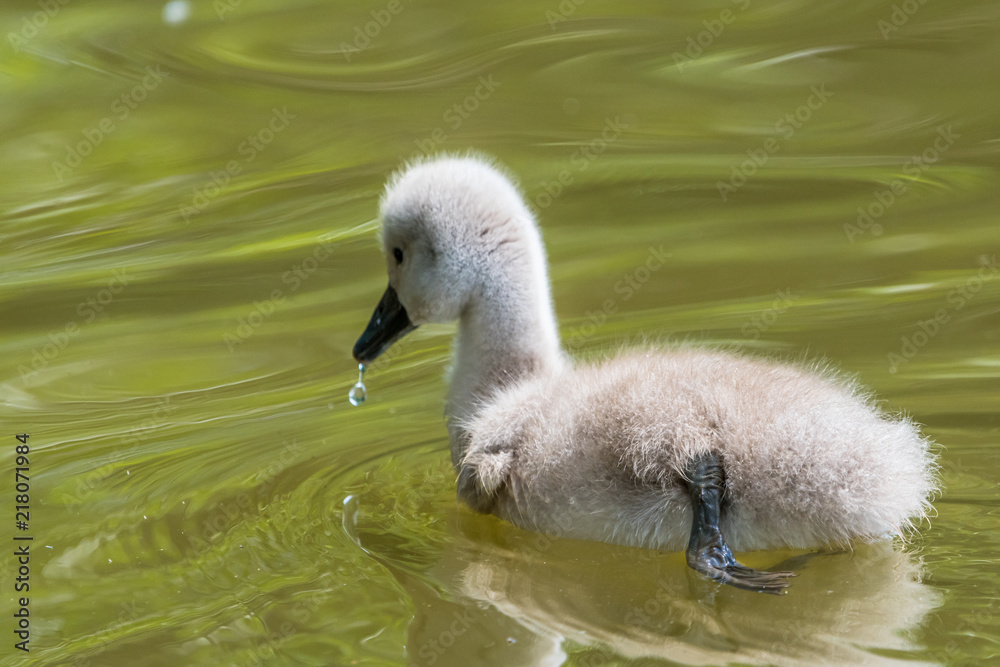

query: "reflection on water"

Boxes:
[349, 457, 942, 667]
[2, 0, 999, 665]
[446, 541, 937, 667]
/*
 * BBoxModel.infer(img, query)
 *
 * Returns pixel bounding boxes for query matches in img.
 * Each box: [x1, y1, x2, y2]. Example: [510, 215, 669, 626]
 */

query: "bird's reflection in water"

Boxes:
[402, 512, 940, 667]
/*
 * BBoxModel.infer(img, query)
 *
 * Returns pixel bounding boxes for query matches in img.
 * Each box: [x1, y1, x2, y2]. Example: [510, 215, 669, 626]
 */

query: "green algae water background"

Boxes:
[2, 0, 999, 664]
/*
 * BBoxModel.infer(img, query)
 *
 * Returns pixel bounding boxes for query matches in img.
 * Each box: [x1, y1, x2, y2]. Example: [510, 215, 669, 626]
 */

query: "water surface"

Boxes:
[2, 0, 999, 665]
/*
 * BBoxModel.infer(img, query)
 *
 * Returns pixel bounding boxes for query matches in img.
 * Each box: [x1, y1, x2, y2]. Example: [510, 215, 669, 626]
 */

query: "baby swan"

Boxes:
[353, 155, 938, 594]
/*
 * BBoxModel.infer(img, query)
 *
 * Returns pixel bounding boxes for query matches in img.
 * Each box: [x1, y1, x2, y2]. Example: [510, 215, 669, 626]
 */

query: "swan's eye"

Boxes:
[393, 248, 404, 264]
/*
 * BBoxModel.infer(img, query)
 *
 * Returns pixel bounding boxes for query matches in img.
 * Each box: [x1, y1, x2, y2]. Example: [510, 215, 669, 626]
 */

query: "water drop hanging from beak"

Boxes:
[348, 363, 367, 406]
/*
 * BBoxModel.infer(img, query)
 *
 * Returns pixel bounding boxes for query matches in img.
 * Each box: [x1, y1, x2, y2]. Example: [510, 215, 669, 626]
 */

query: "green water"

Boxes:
[2, 0, 999, 664]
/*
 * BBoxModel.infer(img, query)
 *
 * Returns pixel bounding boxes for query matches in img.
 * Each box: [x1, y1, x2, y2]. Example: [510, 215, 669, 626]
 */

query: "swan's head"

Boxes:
[353, 155, 537, 363]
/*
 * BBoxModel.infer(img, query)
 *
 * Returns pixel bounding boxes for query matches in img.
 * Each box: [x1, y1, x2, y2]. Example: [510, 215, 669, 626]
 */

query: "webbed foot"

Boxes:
[684, 452, 796, 595]
[686, 534, 795, 594]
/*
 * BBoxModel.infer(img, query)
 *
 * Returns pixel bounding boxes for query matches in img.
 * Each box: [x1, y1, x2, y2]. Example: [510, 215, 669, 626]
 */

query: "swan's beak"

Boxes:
[353, 285, 416, 363]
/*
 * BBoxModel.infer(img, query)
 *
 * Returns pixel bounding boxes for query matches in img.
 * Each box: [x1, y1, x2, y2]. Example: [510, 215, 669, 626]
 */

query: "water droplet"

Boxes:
[349, 363, 367, 406]
[162, 0, 191, 25]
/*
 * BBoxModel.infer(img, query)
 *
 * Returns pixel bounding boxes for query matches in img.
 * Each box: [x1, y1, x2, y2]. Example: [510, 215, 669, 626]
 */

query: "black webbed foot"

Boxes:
[686, 536, 795, 594]
[683, 451, 796, 595]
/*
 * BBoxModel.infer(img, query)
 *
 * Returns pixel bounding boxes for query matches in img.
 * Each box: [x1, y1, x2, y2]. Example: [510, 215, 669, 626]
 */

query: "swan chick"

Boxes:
[352, 154, 938, 594]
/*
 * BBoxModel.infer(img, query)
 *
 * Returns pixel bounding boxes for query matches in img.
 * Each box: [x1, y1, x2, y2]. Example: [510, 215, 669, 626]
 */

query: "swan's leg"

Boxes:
[683, 451, 795, 594]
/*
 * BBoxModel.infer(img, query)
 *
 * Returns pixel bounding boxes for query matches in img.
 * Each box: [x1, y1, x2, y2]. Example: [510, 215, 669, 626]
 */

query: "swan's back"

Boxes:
[465, 348, 937, 552]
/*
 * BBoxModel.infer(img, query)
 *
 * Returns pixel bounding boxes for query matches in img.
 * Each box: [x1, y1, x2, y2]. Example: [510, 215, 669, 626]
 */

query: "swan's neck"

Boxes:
[446, 267, 564, 467]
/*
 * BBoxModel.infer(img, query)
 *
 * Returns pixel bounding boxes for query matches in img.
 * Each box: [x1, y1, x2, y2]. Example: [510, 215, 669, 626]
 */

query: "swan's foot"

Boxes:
[683, 451, 796, 595]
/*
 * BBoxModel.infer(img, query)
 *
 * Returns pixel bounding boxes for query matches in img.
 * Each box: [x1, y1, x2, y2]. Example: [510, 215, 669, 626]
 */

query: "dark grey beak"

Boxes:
[353, 285, 416, 363]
